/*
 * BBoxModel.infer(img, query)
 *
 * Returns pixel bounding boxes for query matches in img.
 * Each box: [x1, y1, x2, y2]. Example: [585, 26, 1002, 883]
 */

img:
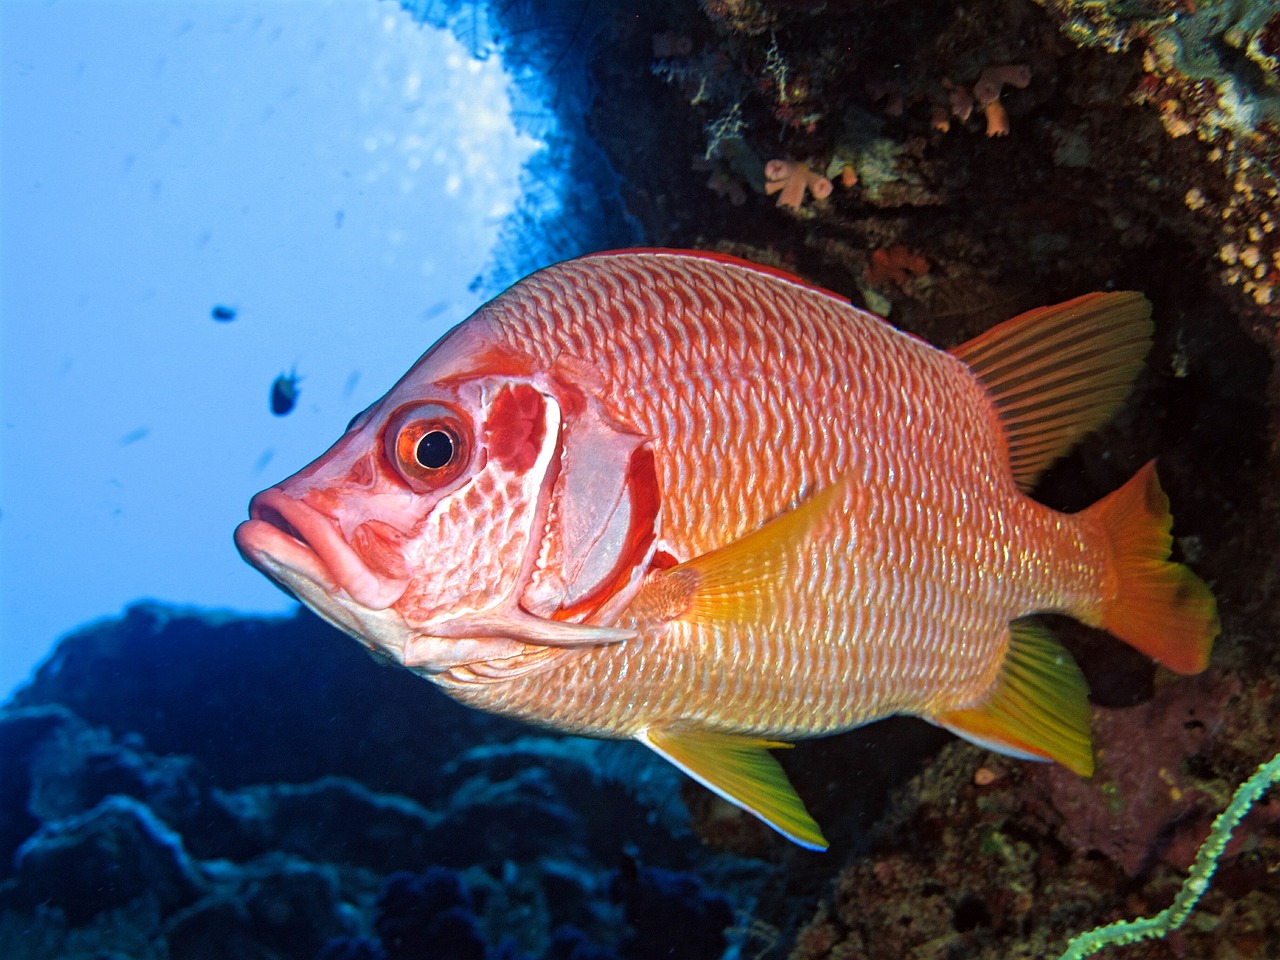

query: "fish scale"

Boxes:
[237, 248, 1218, 848]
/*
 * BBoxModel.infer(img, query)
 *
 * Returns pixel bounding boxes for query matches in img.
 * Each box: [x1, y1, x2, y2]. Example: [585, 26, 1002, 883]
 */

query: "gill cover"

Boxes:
[523, 384, 662, 627]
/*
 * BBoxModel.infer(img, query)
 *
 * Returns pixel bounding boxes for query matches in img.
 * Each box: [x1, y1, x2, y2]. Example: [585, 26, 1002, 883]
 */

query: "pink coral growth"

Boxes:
[973, 64, 1031, 137]
[764, 159, 832, 210]
[973, 64, 1032, 106]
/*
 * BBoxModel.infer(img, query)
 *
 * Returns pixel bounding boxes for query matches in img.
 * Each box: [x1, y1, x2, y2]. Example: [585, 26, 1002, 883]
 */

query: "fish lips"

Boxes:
[235, 487, 411, 611]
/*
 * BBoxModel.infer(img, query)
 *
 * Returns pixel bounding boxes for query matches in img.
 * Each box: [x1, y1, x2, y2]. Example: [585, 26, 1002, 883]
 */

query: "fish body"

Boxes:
[235, 250, 1218, 848]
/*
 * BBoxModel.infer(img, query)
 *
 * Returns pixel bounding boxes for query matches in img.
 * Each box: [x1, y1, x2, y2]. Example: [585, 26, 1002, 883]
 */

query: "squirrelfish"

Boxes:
[234, 249, 1219, 849]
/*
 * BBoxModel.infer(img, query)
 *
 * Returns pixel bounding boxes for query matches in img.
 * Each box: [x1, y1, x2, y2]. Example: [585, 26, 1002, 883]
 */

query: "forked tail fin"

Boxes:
[1082, 460, 1219, 674]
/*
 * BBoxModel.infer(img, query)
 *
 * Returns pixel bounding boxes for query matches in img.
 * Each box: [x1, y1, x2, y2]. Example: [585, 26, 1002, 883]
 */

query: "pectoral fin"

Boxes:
[639, 727, 828, 850]
[637, 479, 851, 625]
[930, 620, 1094, 776]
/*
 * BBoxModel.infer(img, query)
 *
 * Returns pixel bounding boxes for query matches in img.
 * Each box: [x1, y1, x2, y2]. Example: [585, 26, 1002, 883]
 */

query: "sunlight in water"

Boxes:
[0, 0, 542, 699]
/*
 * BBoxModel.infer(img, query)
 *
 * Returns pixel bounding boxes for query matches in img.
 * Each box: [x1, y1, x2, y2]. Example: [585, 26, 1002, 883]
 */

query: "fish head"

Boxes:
[235, 316, 657, 677]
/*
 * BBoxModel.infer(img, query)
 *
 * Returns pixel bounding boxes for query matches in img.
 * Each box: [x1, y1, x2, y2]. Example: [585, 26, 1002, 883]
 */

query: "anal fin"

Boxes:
[639, 727, 828, 850]
[930, 620, 1094, 776]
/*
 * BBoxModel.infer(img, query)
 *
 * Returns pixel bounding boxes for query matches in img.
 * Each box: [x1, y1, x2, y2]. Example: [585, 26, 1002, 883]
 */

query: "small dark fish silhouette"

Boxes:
[270, 370, 301, 416]
[211, 305, 237, 322]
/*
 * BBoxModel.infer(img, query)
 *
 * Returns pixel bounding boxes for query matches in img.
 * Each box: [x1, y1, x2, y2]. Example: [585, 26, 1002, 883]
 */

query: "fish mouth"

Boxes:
[234, 487, 410, 611]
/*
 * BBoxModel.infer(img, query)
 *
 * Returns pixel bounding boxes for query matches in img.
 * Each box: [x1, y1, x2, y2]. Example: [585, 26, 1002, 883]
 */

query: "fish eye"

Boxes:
[385, 403, 470, 490]
[415, 430, 455, 469]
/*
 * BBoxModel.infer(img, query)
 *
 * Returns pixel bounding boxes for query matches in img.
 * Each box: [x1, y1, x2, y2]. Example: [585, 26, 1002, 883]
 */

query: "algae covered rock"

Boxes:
[13, 794, 203, 924]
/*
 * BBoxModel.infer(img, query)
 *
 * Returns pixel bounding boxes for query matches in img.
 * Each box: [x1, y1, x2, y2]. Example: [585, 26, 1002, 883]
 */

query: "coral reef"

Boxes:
[1059, 748, 1280, 958]
[1035, 0, 1280, 321]
[0, 606, 771, 960]
[787, 653, 1280, 959]
[604, 0, 1280, 420]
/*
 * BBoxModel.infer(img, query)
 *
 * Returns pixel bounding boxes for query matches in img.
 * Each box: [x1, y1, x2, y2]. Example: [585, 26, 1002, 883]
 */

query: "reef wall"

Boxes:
[413, 0, 1280, 955]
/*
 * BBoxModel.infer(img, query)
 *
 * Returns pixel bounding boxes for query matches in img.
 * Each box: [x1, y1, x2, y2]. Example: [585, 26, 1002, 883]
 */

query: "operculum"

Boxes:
[523, 396, 661, 626]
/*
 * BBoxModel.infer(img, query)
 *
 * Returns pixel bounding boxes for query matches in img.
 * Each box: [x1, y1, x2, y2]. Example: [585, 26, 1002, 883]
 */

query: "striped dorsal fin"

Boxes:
[950, 292, 1153, 491]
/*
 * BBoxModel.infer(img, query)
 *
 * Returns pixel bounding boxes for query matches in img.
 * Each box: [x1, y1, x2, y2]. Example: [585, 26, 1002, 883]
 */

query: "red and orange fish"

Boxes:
[235, 250, 1218, 849]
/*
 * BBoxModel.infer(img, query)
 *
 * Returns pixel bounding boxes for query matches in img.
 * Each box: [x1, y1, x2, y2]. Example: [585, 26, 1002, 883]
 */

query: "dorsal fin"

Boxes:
[950, 292, 1153, 491]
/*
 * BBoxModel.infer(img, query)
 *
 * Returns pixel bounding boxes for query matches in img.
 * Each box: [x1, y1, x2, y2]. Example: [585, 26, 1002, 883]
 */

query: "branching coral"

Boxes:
[764, 159, 832, 210]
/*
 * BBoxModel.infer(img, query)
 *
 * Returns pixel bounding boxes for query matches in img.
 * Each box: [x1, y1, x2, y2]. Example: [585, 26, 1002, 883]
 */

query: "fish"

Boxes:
[234, 249, 1219, 850]
[270, 368, 301, 416]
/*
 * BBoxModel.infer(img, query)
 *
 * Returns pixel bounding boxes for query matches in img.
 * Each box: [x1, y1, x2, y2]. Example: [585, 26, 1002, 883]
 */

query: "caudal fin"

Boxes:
[1083, 461, 1218, 674]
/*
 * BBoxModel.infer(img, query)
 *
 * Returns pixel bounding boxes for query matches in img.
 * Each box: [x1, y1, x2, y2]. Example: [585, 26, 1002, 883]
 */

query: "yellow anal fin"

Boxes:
[930, 620, 1094, 777]
[636, 479, 849, 625]
[639, 727, 828, 851]
[950, 291, 1153, 491]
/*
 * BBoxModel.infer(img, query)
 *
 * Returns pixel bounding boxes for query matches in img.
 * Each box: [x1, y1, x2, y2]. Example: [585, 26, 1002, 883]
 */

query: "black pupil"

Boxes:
[416, 430, 454, 470]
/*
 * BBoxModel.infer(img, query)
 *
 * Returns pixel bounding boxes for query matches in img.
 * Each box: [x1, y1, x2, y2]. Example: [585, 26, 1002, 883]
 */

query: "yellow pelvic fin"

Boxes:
[639, 479, 848, 625]
[930, 620, 1095, 777]
[1082, 460, 1218, 674]
[950, 291, 1153, 491]
[639, 727, 828, 851]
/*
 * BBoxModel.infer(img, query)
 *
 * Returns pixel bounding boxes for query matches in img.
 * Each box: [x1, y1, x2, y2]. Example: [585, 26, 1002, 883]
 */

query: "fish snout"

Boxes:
[236, 487, 410, 611]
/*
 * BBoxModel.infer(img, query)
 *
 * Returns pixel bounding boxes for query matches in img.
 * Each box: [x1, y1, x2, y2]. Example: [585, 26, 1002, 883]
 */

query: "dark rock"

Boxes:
[233, 776, 443, 874]
[437, 737, 690, 865]
[13, 794, 202, 924]
[375, 868, 487, 960]
[12, 704, 254, 865]
[28, 715, 206, 826]
[165, 896, 272, 960]
[0, 705, 78, 878]
[317, 937, 385, 960]
[434, 765, 585, 866]
[11, 604, 514, 802]
[546, 925, 623, 960]
[241, 858, 353, 960]
[612, 860, 734, 960]
[538, 857, 613, 940]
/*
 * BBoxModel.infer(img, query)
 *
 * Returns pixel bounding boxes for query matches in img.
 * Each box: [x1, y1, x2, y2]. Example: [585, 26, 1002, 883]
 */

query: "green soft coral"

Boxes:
[1057, 749, 1280, 960]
